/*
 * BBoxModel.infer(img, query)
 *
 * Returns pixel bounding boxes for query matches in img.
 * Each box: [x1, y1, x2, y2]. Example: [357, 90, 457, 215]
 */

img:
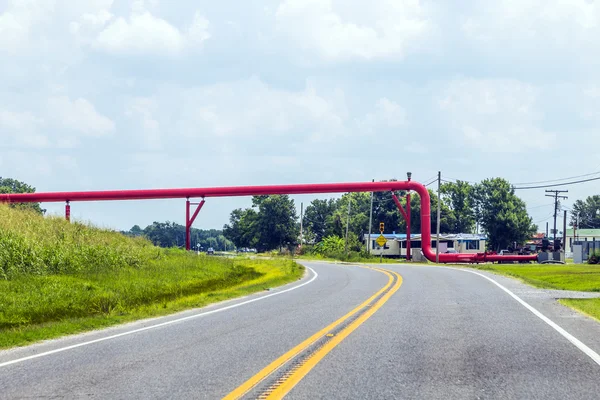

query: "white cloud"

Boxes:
[437, 79, 555, 153]
[95, 12, 184, 54]
[582, 85, 600, 121]
[275, 0, 433, 61]
[188, 11, 211, 44]
[0, 0, 55, 52]
[125, 97, 161, 149]
[0, 109, 49, 148]
[94, 8, 210, 55]
[360, 97, 406, 129]
[169, 77, 348, 147]
[47, 96, 115, 137]
[460, 0, 600, 61]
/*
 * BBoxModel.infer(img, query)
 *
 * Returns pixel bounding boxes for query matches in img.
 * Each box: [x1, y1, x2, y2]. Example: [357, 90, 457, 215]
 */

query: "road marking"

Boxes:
[265, 269, 403, 399]
[0, 267, 319, 369]
[443, 266, 600, 367]
[223, 266, 402, 400]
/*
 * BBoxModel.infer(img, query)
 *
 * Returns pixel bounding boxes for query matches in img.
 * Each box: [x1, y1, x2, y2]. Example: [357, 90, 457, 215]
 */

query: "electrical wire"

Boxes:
[527, 203, 554, 210]
[420, 175, 438, 185]
[443, 177, 477, 184]
[513, 176, 600, 190]
[533, 213, 555, 224]
[513, 171, 600, 186]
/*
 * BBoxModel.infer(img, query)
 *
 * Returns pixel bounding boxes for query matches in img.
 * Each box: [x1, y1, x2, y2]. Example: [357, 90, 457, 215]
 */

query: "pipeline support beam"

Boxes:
[185, 199, 205, 251]
[0, 181, 537, 264]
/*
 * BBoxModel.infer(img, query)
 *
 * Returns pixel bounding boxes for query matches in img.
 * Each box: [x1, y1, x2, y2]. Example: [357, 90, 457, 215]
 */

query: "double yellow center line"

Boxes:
[223, 266, 403, 399]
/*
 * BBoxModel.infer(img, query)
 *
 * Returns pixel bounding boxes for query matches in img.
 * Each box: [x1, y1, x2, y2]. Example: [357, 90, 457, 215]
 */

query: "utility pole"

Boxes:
[345, 199, 351, 253]
[545, 190, 568, 245]
[563, 209, 567, 252]
[300, 202, 303, 248]
[436, 171, 441, 263]
[367, 179, 374, 254]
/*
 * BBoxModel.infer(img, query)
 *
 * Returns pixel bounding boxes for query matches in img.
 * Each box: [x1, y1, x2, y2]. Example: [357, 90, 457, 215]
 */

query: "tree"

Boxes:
[472, 178, 537, 251]
[143, 221, 183, 247]
[253, 195, 299, 252]
[330, 192, 371, 250]
[303, 199, 337, 243]
[129, 225, 143, 236]
[441, 180, 475, 233]
[222, 208, 259, 249]
[0, 177, 45, 215]
[224, 195, 298, 252]
[571, 195, 600, 229]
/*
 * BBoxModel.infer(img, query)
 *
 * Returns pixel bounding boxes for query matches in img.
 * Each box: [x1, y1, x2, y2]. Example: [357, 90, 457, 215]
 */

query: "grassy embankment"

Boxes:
[471, 263, 600, 321]
[0, 205, 303, 349]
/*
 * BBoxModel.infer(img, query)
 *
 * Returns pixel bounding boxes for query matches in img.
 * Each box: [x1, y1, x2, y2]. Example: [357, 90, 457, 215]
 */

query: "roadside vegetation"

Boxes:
[470, 263, 600, 292]
[0, 204, 303, 349]
[469, 263, 600, 321]
[558, 299, 600, 322]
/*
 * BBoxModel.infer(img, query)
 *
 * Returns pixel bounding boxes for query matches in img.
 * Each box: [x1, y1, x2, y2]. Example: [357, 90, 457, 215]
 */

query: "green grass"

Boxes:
[0, 205, 303, 349]
[559, 299, 600, 322]
[469, 264, 600, 292]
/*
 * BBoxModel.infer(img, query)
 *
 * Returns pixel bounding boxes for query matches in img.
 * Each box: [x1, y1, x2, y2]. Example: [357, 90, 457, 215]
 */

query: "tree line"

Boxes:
[122, 222, 234, 251]
[222, 178, 539, 253]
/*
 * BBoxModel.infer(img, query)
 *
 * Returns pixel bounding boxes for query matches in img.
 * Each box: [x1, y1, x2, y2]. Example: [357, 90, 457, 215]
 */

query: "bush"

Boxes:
[588, 251, 600, 265]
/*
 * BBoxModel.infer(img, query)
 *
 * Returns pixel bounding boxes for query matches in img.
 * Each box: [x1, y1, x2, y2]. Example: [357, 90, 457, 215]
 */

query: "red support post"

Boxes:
[391, 192, 411, 261]
[406, 193, 411, 261]
[185, 199, 205, 251]
[185, 199, 191, 250]
[65, 201, 70, 222]
[392, 193, 408, 221]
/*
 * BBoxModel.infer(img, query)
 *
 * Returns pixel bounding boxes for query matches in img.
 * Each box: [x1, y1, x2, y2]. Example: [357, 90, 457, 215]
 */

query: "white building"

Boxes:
[563, 229, 600, 254]
[363, 233, 487, 258]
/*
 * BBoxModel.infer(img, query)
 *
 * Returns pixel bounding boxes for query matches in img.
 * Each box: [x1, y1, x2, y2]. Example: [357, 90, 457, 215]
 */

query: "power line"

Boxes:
[513, 171, 600, 185]
[533, 213, 555, 224]
[513, 176, 600, 190]
[421, 175, 438, 185]
[443, 177, 477, 184]
[527, 203, 554, 210]
[435, 171, 600, 190]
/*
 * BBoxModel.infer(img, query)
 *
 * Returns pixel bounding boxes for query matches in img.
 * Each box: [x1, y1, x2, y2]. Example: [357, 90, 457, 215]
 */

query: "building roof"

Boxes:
[564, 229, 600, 237]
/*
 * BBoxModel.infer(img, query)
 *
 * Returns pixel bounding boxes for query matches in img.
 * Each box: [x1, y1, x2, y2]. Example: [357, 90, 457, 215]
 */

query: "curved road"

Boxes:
[1, 261, 600, 399]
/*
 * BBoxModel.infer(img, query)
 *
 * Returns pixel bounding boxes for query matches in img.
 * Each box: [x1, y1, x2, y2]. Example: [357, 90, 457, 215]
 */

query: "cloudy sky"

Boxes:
[1, 0, 599, 232]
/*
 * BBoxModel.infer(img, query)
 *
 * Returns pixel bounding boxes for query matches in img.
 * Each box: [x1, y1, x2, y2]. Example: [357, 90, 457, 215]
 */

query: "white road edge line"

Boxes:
[443, 266, 600, 367]
[0, 266, 318, 369]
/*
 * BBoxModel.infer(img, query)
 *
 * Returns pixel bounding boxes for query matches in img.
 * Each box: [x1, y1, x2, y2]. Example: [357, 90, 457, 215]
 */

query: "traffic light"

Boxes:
[379, 222, 384, 233]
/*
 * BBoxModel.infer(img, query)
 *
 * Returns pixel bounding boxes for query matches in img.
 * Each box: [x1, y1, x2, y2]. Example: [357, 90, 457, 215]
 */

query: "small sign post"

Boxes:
[378, 222, 385, 263]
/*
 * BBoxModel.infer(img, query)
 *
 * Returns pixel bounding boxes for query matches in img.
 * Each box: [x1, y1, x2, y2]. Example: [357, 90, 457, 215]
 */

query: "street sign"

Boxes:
[376, 234, 387, 247]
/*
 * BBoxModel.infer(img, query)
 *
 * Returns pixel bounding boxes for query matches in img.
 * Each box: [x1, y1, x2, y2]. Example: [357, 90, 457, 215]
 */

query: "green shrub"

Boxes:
[588, 251, 600, 265]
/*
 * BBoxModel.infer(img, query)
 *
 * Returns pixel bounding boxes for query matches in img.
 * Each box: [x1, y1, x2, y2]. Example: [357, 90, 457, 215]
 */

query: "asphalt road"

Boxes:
[1, 261, 600, 399]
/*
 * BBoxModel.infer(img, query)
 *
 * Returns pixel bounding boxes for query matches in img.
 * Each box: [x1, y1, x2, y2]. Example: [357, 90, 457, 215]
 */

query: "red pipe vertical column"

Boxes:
[185, 199, 191, 250]
[406, 193, 411, 261]
[65, 201, 70, 222]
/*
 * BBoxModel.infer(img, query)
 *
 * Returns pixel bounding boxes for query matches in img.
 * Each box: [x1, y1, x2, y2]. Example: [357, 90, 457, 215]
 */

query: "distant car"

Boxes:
[499, 249, 510, 255]
[444, 249, 458, 254]
[207, 247, 215, 255]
